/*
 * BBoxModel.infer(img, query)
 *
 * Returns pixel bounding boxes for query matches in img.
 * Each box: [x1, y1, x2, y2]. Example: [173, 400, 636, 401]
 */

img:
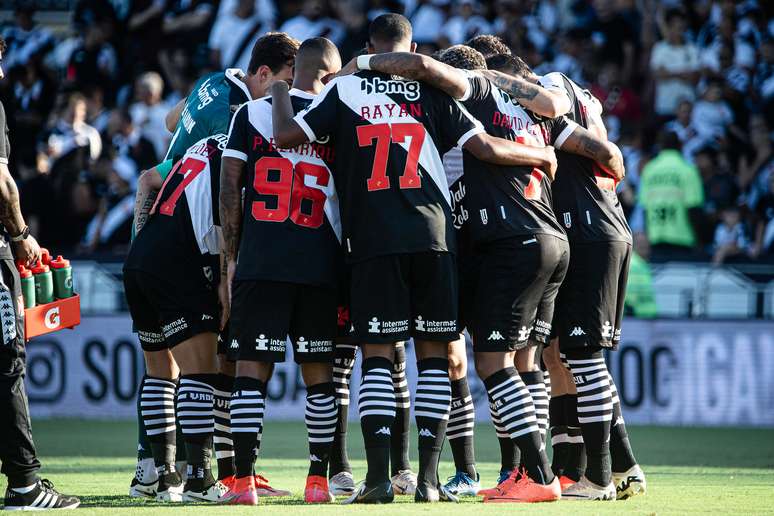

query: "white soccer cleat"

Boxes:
[561, 476, 616, 501]
[391, 469, 418, 495]
[612, 465, 647, 500]
[156, 483, 184, 503]
[183, 480, 230, 503]
[128, 458, 158, 498]
[176, 461, 188, 483]
[329, 471, 356, 496]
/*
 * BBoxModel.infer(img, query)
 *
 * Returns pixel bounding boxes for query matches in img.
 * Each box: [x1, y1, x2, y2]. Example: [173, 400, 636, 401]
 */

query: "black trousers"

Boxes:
[0, 258, 40, 488]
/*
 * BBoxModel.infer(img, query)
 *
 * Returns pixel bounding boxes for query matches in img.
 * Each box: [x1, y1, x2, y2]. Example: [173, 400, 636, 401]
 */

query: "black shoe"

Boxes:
[342, 481, 394, 504]
[3, 479, 80, 510]
[415, 481, 459, 503]
[155, 467, 184, 502]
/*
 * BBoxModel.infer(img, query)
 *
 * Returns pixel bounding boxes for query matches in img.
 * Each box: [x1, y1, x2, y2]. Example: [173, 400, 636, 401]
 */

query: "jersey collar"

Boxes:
[224, 68, 252, 101]
[289, 88, 315, 99]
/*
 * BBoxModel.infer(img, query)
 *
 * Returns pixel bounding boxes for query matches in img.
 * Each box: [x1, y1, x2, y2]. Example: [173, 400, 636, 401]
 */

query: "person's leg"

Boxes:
[445, 336, 478, 483]
[390, 342, 412, 478]
[515, 345, 549, 443]
[300, 362, 337, 502]
[330, 343, 356, 480]
[213, 336, 236, 481]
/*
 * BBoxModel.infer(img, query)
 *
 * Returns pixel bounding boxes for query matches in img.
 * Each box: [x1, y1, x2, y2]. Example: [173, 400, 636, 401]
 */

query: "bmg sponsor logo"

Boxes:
[26, 339, 66, 403]
[360, 77, 420, 101]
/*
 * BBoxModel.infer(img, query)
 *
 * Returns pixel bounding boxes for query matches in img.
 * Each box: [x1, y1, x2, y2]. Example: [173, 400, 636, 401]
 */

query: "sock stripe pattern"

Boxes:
[567, 356, 613, 424]
[414, 368, 451, 421]
[393, 358, 410, 410]
[306, 392, 337, 444]
[608, 372, 625, 426]
[489, 402, 510, 438]
[140, 377, 177, 436]
[526, 381, 549, 441]
[486, 372, 540, 439]
[230, 388, 265, 438]
[359, 367, 396, 418]
[213, 383, 234, 459]
[447, 392, 475, 440]
[177, 378, 215, 436]
[333, 344, 357, 406]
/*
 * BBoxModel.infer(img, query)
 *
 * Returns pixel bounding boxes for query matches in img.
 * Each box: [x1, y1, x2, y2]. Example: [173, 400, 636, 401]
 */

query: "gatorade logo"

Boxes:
[44, 307, 61, 330]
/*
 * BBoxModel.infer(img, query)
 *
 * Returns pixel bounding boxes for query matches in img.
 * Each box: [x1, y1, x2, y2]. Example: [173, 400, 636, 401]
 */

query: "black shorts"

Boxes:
[457, 249, 476, 334]
[350, 252, 458, 344]
[123, 269, 219, 352]
[217, 320, 230, 356]
[335, 266, 355, 345]
[469, 234, 569, 352]
[554, 241, 631, 352]
[0, 258, 25, 355]
[228, 280, 336, 363]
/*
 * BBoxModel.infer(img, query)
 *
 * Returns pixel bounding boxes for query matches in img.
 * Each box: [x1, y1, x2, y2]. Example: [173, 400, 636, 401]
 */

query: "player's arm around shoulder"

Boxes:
[463, 133, 558, 178]
[555, 120, 625, 180]
[481, 69, 570, 118]
[357, 52, 471, 100]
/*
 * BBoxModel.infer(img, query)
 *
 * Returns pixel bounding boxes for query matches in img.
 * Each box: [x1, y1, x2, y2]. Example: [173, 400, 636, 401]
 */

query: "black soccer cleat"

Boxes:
[342, 481, 394, 504]
[155, 468, 184, 502]
[3, 479, 80, 510]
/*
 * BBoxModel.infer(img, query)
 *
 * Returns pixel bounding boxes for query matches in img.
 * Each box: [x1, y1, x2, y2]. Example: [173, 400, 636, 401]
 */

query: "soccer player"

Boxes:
[272, 14, 562, 503]
[219, 37, 343, 505]
[124, 133, 232, 503]
[129, 32, 299, 498]
[495, 54, 647, 500]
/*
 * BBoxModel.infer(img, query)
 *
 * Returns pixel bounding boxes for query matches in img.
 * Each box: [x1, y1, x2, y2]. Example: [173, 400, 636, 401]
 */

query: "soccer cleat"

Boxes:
[484, 473, 561, 503]
[183, 480, 229, 503]
[390, 469, 418, 495]
[304, 475, 334, 503]
[342, 481, 394, 504]
[3, 479, 80, 511]
[155, 469, 185, 502]
[328, 471, 356, 496]
[414, 482, 459, 503]
[443, 471, 481, 497]
[612, 465, 647, 500]
[558, 475, 577, 491]
[561, 476, 616, 501]
[477, 469, 513, 497]
[128, 458, 158, 498]
[253, 474, 291, 497]
[222, 476, 258, 505]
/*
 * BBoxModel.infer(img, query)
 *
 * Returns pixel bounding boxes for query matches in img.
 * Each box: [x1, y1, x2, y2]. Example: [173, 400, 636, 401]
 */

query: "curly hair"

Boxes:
[465, 35, 511, 59]
[438, 45, 486, 71]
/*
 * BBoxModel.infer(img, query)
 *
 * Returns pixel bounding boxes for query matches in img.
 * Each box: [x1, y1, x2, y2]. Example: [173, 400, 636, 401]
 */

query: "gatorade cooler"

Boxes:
[24, 253, 80, 339]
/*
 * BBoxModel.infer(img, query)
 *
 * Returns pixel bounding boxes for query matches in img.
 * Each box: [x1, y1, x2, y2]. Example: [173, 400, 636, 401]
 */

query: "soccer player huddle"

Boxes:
[124, 12, 647, 505]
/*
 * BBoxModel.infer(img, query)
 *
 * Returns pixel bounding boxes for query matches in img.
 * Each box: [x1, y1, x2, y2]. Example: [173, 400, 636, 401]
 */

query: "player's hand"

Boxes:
[543, 146, 558, 181]
[604, 142, 625, 181]
[269, 79, 290, 97]
[13, 235, 41, 268]
[335, 57, 359, 78]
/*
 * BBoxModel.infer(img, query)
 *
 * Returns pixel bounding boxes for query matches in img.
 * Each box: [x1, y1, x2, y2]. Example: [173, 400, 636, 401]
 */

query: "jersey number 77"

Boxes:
[357, 122, 425, 191]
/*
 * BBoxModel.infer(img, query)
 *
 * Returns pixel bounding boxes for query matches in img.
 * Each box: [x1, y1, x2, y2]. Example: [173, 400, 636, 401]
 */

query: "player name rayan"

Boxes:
[359, 102, 423, 121]
[252, 135, 335, 162]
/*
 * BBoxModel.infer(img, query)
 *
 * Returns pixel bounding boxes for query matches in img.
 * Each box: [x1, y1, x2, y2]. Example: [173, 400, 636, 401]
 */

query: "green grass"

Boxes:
[2, 420, 773, 515]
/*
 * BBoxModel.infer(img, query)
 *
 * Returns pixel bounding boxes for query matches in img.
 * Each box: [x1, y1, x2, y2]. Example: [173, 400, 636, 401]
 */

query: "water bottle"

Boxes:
[31, 260, 54, 305]
[40, 248, 51, 265]
[17, 265, 36, 309]
[50, 255, 74, 299]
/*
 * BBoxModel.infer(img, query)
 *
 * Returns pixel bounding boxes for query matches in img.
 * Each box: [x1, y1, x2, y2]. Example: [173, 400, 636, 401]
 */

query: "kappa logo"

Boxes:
[309, 454, 322, 462]
[418, 428, 436, 438]
[601, 321, 613, 339]
[255, 334, 269, 350]
[569, 327, 586, 337]
[517, 325, 531, 341]
[375, 426, 391, 436]
[414, 316, 425, 332]
[297, 337, 308, 353]
[368, 317, 381, 333]
[360, 76, 421, 101]
[201, 314, 214, 321]
[230, 339, 239, 349]
[488, 330, 505, 341]
[203, 265, 213, 282]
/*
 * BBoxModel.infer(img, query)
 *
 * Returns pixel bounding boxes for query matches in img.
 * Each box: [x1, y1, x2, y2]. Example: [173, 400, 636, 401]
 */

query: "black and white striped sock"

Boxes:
[330, 343, 356, 476]
[522, 371, 549, 443]
[213, 373, 235, 480]
[391, 344, 411, 475]
[448, 377, 477, 478]
[306, 382, 338, 477]
[359, 356, 396, 485]
[608, 373, 637, 472]
[566, 351, 613, 486]
[177, 375, 216, 478]
[140, 376, 177, 470]
[490, 401, 520, 473]
[415, 358, 451, 487]
[230, 377, 265, 479]
[484, 368, 553, 484]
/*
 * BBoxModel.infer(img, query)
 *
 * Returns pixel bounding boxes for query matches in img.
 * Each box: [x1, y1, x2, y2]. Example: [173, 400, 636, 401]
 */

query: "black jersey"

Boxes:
[294, 71, 485, 262]
[542, 72, 632, 244]
[125, 134, 226, 277]
[460, 74, 569, 245]
[0, 101, 12, 259]
[224, 90, 341, 288]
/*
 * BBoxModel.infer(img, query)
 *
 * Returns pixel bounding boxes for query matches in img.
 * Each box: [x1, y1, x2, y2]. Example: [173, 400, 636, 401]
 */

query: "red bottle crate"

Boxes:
[24, 294, 81, 339]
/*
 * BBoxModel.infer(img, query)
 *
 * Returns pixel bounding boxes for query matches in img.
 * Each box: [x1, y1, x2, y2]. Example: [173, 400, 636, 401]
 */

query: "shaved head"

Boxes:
[369, 13, 413, 52]
[296, 37, 342, 75]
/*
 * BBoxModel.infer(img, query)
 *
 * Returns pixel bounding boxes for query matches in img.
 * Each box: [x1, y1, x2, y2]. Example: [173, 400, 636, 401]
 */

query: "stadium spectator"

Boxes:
[440, 0, 491, 46]
[82, 154, 136, 254]
[209, 0, 271, 70]
[106, 108, 159, 174]
[712, 206, 751, 265]
[638, 130, 705, 260]
[41, 93, 102, 176]
[410, 0, 447, 44]
[280, 0, 346, 45]
[0, 4, 54, 72]
[625, 233, 658, 318]
[128, 72, 169, 159]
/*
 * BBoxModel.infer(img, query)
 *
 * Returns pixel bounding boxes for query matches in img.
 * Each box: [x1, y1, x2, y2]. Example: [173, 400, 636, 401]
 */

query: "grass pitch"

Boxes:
[1, 420, 772, 515]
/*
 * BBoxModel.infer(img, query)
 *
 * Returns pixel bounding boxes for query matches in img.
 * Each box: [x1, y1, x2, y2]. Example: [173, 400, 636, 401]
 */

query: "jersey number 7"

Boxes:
[252, 156, 329, 228]
[154, 156, 207, 216]
[357, 123, 425, 191]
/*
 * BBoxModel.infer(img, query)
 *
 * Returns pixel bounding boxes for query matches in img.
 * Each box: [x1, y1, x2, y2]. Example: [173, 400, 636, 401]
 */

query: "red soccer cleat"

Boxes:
[304, 475, 334, 503]
[478, 470, 518, 498]
[484, 471, 561, 503]
[254, 473, 291, 497]
[559, 475, 577, 491]
[223, 476, 258, 505]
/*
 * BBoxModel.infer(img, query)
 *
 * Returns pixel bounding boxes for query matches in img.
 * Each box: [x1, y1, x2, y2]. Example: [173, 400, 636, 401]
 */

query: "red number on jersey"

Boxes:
[357, 122, 425, 191]
[252, 156, 330, 228]
[524, 169, 545, 200]
[155, 156, 208, 216]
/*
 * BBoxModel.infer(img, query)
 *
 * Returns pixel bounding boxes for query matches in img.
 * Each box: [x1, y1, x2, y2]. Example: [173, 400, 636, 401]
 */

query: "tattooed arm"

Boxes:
[558, 124, 625, 180]
[0, 163, 41, 266]
[133, 166, 164, 236]
[479, 70, 571, 118]
[362, 53, 471, 100]
[219, 156, 245, 281]
[464, 134, 558, 179]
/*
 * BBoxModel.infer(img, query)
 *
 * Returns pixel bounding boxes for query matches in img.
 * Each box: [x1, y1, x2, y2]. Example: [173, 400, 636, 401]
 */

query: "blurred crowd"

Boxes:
[0, 0, 773, 264]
